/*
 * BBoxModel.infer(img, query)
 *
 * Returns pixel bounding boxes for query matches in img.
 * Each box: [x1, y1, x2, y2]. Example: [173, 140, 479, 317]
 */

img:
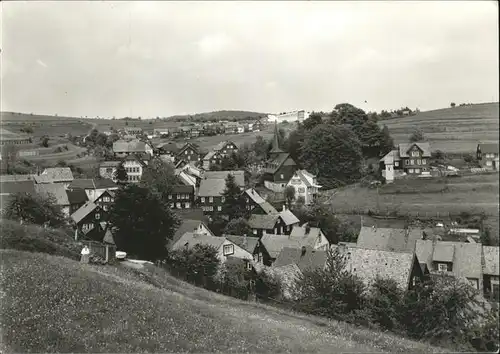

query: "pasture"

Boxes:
[0, 249, 444, 353]
[379, 102, 499, 153]
[326, 174, 499, 236]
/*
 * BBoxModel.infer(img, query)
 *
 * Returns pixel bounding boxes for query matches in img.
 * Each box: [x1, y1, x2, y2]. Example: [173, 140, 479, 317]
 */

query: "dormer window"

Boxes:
[411, 151, 419, 157]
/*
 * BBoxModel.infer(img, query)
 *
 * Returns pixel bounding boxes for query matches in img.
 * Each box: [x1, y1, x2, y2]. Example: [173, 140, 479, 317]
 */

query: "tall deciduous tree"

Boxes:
[301, 124, 363, 189]
[109, 184, 180, 261]
[223, 217, 252, 235]
[114, 161, 128, 184]
[6, 192, 65, 227]
[221, 174, 246, 220]
[140, 157, 178, 200]
[285, 186, 296, 207]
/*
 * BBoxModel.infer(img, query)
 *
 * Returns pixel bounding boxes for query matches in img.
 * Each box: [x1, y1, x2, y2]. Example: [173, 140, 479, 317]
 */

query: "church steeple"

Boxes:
[269, 121, 284, 155]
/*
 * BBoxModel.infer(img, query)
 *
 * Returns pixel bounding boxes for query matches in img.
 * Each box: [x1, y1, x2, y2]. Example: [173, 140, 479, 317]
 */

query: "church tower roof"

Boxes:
[269, 121, 284, 154]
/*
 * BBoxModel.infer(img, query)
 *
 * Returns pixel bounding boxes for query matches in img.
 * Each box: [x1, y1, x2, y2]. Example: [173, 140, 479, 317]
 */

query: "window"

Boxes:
[417, 159, 421, 165]
[223, 244, 234, 256]
[415, 168, 420, 174]
[280, 174, 284, 179]
[246, 262, 252, 271]
[438, 263, 448, 272]
[422, 159, 426, 165]
[170, 203, 174, 208]
[209, 197, 213, 203]
[176, 202, 181, 209]
[409, 168, 414, 173]
[221, 196, 225, 202]
[410, 159, 415, 165]
[298, 187, 305, 193]
[217, 206, 222, 211]
[395, 161, 399, 167]
[253, 229, 257, 235]
[103, 205, 108, 211]
[185, 202, 190, 209]
[412, 151, 419, 157]
[168, 194, 173, 200]
[185, 151, 188, 155]
[486, 161, 492, 166]
[95, 213, 100, 220]
[201, 197, 205, 203]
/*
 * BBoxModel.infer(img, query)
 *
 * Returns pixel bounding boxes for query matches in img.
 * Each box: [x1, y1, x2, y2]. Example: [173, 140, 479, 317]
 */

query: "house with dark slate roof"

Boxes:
[476, 142, 499, 170]
[67, 178, 118, 203]
[380, 142, 431, 182]
[416, 240, 500, 299]
[247, 207, 300, 238]
[168, 185, 195, 210]
[263, 122, 298, 192]
[66, 188, 89, 215]
[244, 188, 278, 215]
[40, 167, 74, 187]
[356, 226, 424, 253]
[71, 201, 106, 241]
[113, 139, 148, 158]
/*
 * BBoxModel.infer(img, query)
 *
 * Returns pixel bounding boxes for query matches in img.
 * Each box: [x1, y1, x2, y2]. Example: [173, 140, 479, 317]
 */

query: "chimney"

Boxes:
[301, 246, 306, 257]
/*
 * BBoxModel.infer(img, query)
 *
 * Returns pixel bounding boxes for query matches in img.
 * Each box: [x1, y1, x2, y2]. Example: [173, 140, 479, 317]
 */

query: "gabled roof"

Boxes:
[290, 225, 324, 241]
[398, 142, 431, 158]
[103, 226, 115, 245]
[171, 219, 213, 247]
[416, 240, 483, 280]
[0, 180, 36, 195]
[198, 178, 227, 197]
[203, 151, 219, 161]
[477, 143, 499, 154]
[244, 188, 279, 215]
[279, 209, 300, 226]
[260, 234, 303, 258]
[379, 150, 401, 163]
[113, 139, 146, 153]
[171, 185, 195, 194]
[483, 246, 500, 276]
[71, 201, 99, 224]
[213, 141, 237, 151]
[41, 167, 74, 182]
[35, 184, 70, 206]
[356, 226, 424, 253]
[263, 153, 295, 174]
[156, 141, 179, 153]
[273, 246, 328, 272]
[293, 170, 321, 188]
[248, 214, 279, 230]
[66, 188, 89, 205]
[177, 143, 199, 155]
[333, 245, 416, 292]
[177, 171, 197, 187]
[68, 178, 118, 190]
[224, 235, 259, 254]
[203, 170, 245, 187]
[171, 232, 226, 252]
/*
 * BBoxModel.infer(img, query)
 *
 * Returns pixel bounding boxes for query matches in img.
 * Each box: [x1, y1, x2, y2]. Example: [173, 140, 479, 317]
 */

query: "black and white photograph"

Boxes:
[0, 1, 499, 352]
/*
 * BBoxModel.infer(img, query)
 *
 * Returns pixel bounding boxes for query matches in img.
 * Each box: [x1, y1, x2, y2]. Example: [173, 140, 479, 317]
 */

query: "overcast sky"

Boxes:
[1, 1, 498, 118]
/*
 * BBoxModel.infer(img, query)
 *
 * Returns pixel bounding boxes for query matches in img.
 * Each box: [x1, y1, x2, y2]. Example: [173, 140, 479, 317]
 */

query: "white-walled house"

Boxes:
[286, 170, 321, 205]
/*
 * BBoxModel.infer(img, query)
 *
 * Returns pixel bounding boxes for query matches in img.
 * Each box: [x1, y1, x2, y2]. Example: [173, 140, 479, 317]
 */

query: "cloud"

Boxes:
[1, 1, 498, 117]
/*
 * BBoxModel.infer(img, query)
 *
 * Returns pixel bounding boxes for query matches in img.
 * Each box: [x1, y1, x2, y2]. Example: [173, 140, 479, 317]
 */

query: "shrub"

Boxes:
[409, 129, 425, 142]
[290, 248, 366, 320]
[367, 277, 403, 331]
[255, 270, 282, 301]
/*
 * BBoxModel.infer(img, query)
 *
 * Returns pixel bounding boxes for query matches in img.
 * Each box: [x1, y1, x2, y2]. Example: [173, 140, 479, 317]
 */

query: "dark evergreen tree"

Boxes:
[221, 174, 246, 220]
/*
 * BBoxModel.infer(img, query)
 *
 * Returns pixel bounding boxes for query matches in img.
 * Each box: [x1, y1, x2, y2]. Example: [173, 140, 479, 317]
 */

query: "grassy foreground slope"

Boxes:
[379, 102, 499, 153]
[0, 250, 444, 353]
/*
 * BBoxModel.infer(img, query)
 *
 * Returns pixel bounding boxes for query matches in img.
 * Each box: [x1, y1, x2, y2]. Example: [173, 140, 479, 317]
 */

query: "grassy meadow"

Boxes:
[379, 103, 499, 153]
[0, 249, 446, 353]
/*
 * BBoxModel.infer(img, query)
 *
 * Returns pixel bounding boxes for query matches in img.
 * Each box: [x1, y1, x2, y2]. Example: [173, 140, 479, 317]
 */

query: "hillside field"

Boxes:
[325, 173, 499, 237]
[379, 103, 499, 153]
[0, 249, 444, 353]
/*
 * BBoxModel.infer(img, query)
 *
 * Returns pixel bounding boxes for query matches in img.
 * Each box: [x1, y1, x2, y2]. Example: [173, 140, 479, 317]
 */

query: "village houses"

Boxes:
[476, 142, 499, 170]
[286, 170, 321, 205]
[380, 142, 432, 183]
